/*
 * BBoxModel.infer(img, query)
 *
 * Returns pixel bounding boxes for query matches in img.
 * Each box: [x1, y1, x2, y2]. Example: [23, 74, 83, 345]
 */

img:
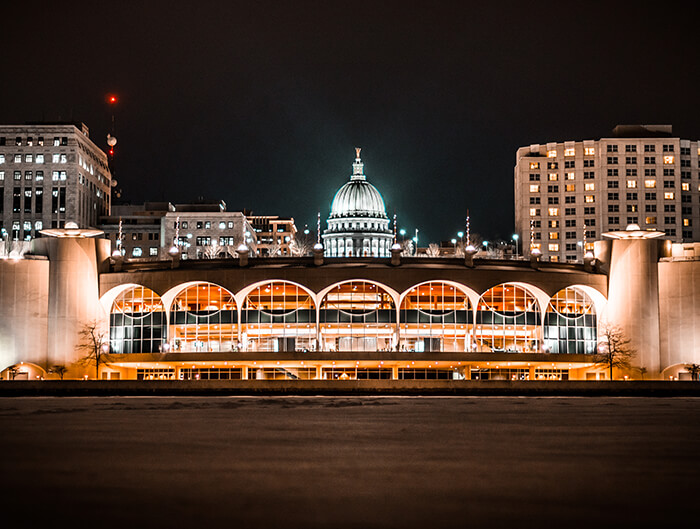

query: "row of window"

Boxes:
[530, 167, 698, 180]
[0, 136, 67, 146]
[0, 170, 66, 181]
[0, 153, 68, 164]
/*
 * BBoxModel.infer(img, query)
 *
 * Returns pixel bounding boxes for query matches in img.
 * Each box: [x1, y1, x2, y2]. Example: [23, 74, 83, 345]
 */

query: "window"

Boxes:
[149, 247, 158, 256]
[625, 145, 637, 153]
[14, 171, 21, 180]
[682, 206, 692, 215]
[196, 236, 211, 246]
[584, 219, 596, 227]
[608, 192, 619, 200]
[663, 144, 674, 152]
[565, 196, 575, 204]
[664, 192, 675, 200]
[196, 222, 203, 229]
[664, 217, 676, 224]
[607, 157, 618, 164]
[547, 150, 557, 157]
[227, 221, 234, 229]
[25, 154, 33, 163]
[584, 147, 595, 155]
[585, 230, 596, 238]
[644, 145, 655, 153]
[608, 181, 619, 188]
[529, 173, 540, 181]
[36, 154, 44, 164]
[681, 147, 690, 156]
[608, 204, 620, 212]
[565, 243, 577, 251]
[132, 247, 143, 257]
[563, 160, 574, 169]
[566, 172, 575, 180]
[607, 145, 618, 152]
[627, 216, 638, 224]
[683, 230, 693, 238]
[682, 182, 690, 191]
[584, 207, 595, 215]
[529, 197, 540, 204]
[626, 192, 638, 200]
[626, 168, 637, 177]
[584, 183, 595, 191]
[61, 137, 68, 146]
[565, 184, 575, 192]
[644, 179, 656, 188]
[548, 220, 559, 228]
[547, 185, 558, 193]
[532, 220, 541, 228]
[564, 148, 575, 157]
[584, 195, 595, 203]
[663, 168, 675, 176]
[626, 157, 637, 165]
[665, 228, 677, 236]
[627, 205, 638, 213]
[530, 184, 540, 192]
[14, 154, 22, 163]
[644, 156, 656, 164]
[530, 162, 540, 170]
[583, 171, 595, 179]
[565, 207, 576, 215]
[608, 217, 620, 224]
[607, 168, 619, 176]
[529, 208, 540, 216]
[645, 168, 656, 177]
[664, 204, 675, 212]
[548, 208, 559, 216]
[24, 171, 31, 180]
[565, 219, 576, 227]
[664, 180, 675, 188]
[548, 173, 558, 181]
[645, 216, 657, 225]
[565, 231, 576, 238]
[549, 232, 559, 240]
[626, 180, 637, 188]
[548, 243, 559, 252]
[645, 204, 657, 212]
[683, 218, 692, 227]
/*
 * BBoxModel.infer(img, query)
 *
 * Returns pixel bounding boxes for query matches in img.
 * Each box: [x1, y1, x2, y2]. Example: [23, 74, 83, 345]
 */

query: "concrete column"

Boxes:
[602, 238, 663, 376]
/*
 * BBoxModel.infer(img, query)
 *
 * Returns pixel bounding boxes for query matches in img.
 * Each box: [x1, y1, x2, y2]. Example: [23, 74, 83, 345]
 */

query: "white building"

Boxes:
[322, 149, 393, 257]
[515, 125, 699, 261]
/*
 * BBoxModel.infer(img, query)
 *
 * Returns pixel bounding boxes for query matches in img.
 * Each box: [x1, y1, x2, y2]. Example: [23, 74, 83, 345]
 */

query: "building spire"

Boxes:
[351, 147, 365, 180]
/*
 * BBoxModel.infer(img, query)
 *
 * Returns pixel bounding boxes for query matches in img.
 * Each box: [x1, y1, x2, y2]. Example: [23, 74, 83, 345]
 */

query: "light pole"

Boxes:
[482, 240, 489, 254]
[512, 234, 519, 257]
[413, 229, 419, 255]
[451, 238, 457, 255]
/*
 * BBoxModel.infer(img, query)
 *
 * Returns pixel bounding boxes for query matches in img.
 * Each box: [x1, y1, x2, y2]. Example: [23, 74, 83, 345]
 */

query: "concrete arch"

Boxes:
[235, 279, 318, 312]
[547, 285, 607, 318]
[660, 363, 696, 381]
[398, 280, 480, 312]
[99, 282, 148, 315]
[163, 281, 237, 316]
[317, 279, 400, 310]
[0, 361, 47, 380]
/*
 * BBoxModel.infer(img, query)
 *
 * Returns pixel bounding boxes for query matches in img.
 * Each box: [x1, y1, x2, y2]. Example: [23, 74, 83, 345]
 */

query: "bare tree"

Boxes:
[685, 363, 700, 381]
[426, 243, 440, 257]
[77, 320, 112, 379]
[596, 323, 635, 380]
[636, 366, 648, 381]
[49, 365, 68, 380]
[289, 235, 312, 257]
[267, 241, 282, 257]
[401, 240, 414, 257]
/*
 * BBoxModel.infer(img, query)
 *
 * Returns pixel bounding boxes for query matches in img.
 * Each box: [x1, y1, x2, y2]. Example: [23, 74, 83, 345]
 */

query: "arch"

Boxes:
[475, 282, 542, 353]
[0, 362, 47, 380]
[398, 281, 478, 352]
[168, 282, 237, 352]
[319, 279, 398, 352]
[109, 285, 165, 354]
[543, 286, 599, 354]
[240, 280, 317, 352]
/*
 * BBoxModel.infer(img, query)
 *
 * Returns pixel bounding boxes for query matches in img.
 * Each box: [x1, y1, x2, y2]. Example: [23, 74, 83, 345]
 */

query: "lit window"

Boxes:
[0, 171, 4, 180]
[60, 154, 67, 163]
[530, 208, 540, 217]
[584, 196, 595, 203]
[564, 148, 575, 157]
[584, 183, 595, 191]
[133, 247, 143, 257]
[149, 247, 158, 256]
[644, 180, 656, 188]
[547, 150, 557, 158]
[548, 243, 559, 252]
[529, 184, 540, 193]
[664, 192, 675, 200]
[548, 173, 558, 181]
[627, 180, 637, 188]
[219, 222, 226, 229]
[228, 221, 234, 229]
[530, 162, 540, 170]
[14, 154, 21, 163]
[548, 208, 559, 216]
[682, 182, 690, 191]
[584, 147, 595, 155]
[683, 218, 690, 227]
[549, 232, 559, 240]
[664, 156, 674, 164]
[565, 184, 575, 192]
[645, 216, 657, 225]
[549, 220, 559, 228]
[35, 221, 42, 230]
[36, 154, 44, 163]
[566, 172, 575, 180]
[25, 154, 33, 163]
[0, 154, 4, 164]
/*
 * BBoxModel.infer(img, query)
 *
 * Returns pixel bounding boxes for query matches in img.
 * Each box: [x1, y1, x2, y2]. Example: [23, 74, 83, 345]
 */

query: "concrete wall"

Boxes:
[0, 257, 49, 371]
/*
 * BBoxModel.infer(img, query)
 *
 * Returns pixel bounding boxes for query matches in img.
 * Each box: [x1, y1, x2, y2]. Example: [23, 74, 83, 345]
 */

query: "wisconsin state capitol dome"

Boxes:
[322, 148, 393, 258]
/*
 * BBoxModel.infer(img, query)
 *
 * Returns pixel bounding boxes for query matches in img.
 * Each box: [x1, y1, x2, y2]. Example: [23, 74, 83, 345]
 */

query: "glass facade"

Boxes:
[241, 281, 316, 352]
[110, 287, 165, 353]
[543, 287, 597, 354]
[170, 283, 237, 352]
[399, 282, 472, 352]
[475, 283, 541, 352]
[319, 281, 396, 351]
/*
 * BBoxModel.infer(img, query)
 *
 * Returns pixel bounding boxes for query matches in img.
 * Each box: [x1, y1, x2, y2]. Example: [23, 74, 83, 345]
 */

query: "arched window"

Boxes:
[475, 283, 541, 353]
[320, 281, 395, 352]
[400, 282, 472, 352]
[169, 283, 237, 352]
[544, 287, 597, 354]
[110, 286, 165, 354]
[242, 281, 316, 352]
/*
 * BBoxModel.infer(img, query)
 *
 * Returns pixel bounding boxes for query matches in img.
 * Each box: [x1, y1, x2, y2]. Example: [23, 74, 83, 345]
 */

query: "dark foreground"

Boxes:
[1, 397, 699, 529]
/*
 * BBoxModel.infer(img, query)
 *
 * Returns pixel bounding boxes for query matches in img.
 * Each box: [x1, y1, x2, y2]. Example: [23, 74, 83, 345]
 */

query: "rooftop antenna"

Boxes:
[466, 210, 471, 247]
[393, 214, 397, 244]
[317, 211, 321, 245]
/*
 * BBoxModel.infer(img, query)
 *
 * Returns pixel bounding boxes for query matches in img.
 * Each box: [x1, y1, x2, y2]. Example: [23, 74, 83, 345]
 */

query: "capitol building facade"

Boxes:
[322, 149, 393, 257]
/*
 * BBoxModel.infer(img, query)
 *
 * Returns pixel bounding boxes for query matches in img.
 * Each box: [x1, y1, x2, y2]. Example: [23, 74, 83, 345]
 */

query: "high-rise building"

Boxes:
[246, 214, 297, 256]
[0, 122, 111, 240]
[514, 125, 699, 261]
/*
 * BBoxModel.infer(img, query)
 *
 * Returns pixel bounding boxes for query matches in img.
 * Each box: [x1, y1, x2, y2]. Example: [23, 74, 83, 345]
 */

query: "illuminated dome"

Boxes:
[322, 149, 393, 258]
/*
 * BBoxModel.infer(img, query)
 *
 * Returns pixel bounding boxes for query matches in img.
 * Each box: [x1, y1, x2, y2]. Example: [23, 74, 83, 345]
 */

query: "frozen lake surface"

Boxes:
[1, 396, 699, 528]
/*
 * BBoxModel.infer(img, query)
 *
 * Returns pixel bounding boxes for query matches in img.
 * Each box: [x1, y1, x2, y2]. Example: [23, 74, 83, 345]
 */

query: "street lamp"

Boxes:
[482, 240, 489, 253]
[512, 234, 519, 257]
[451, 238, 457, 255]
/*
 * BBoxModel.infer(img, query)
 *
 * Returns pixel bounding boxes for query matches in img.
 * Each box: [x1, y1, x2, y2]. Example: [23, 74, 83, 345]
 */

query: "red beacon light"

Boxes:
[107, 95, 117, 104]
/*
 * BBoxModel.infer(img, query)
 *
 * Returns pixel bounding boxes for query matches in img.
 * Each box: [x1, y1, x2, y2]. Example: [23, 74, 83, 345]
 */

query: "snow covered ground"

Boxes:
[1, 396, 698, 528]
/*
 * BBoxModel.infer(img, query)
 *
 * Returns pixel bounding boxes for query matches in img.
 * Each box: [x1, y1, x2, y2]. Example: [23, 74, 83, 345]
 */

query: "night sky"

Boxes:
[2, 1, 699, 243]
